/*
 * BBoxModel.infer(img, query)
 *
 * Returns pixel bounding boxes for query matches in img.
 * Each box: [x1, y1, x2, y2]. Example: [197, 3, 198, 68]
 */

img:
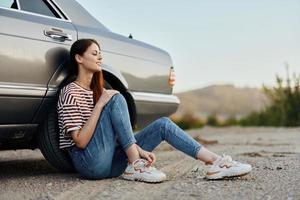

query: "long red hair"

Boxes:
[69, 39, 104, 105]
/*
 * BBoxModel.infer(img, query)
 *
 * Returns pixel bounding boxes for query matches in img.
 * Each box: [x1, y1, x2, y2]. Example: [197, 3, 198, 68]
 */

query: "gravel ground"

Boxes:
[0, 127, 299, 200]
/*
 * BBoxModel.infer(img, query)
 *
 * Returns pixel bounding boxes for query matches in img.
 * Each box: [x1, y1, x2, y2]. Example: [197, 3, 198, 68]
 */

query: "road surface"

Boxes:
[0, 126, 299, 200]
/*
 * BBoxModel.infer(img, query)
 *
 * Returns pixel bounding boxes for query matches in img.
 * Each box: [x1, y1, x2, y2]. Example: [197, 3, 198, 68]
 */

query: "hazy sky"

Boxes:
[76, 0, 300, 92]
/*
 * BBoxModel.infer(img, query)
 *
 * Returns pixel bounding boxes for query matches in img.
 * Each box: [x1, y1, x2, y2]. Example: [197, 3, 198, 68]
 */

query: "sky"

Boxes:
[76, 0, 300, 92]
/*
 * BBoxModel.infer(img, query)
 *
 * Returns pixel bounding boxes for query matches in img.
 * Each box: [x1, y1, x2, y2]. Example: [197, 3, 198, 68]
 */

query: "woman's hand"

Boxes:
[137, 146, 156, 165]
[96, 89, 119, 108]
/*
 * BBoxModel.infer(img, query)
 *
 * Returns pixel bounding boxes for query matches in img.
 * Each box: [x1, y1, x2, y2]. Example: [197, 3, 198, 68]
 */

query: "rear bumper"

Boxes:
[129, 91, 180, 128]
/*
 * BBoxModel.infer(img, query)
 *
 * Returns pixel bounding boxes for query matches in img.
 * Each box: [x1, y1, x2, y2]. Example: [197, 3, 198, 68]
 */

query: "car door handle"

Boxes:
[44, 28, 72, 41]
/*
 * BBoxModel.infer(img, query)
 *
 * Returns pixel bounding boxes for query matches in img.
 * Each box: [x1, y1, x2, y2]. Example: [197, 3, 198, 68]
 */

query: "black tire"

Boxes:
[38, 105, 75, 172]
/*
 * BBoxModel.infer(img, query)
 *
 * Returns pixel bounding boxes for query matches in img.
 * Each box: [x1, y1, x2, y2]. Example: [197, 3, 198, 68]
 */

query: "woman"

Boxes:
[57, 39, 252, 182]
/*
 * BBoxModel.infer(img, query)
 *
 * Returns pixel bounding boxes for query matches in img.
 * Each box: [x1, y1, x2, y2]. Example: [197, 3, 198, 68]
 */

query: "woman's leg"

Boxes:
[109, 117, 219, 177]
[68, 93, 138, 179]
[135, 117, 201, 158]
[130, 118, 251, 180]
[135, 117, 219, 162]
[108, 94, 142, 163]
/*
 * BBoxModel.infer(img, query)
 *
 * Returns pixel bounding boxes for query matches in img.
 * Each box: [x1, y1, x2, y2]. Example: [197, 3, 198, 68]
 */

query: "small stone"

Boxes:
[263, 166, 274, 170]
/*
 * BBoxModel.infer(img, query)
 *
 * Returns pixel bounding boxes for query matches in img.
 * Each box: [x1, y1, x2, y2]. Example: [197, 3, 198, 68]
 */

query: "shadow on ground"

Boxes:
[0, 158, 76, 179]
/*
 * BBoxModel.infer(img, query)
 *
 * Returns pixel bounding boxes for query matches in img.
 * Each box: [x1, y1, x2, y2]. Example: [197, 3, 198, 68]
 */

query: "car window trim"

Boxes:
[0, 0, 21, 10]
[49, 0, 70, 21]
[16, 0, 21, 9]
[0, 1, 71, 23]
[5, 0, 61, 19]
[43, 0, 67, 20]
[42, 0, 62, 19]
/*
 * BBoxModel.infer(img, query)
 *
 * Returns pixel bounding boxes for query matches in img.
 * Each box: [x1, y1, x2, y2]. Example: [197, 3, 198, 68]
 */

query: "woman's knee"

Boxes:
[112, 93, 126, 104]
[156, 117, 172, 127]
[155, 117, 173, 137]
[105, 93, 127, 110]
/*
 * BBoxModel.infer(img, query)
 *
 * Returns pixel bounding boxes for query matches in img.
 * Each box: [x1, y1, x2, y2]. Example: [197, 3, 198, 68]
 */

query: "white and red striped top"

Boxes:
[57, 82, 94, 149]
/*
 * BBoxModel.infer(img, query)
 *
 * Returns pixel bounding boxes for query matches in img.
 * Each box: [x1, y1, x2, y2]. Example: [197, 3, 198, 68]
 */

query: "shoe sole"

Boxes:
[205, 170, 251, 180]
[122, 174, 166, 183]
[205, 172, 250, 180]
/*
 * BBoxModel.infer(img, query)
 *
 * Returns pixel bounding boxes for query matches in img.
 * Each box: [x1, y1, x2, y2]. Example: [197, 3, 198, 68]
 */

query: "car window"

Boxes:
[19, 0, 60, 18]
[0, 0, 18, 9]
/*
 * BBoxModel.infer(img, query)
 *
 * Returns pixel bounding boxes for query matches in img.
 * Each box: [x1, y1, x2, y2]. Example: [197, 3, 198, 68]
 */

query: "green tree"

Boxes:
[171, 112, 204, 130]
[223, 115, 238, 126]
[206, 114, 219, 126]
[240, 65, 300, 126]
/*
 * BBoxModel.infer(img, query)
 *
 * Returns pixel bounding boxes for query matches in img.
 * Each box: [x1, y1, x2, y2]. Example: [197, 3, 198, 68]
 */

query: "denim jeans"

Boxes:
[68, 93, 202, 180]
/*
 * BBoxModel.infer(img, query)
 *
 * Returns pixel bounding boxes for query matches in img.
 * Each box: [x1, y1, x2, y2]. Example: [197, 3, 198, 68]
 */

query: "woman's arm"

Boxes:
[70, 89, 118, 149]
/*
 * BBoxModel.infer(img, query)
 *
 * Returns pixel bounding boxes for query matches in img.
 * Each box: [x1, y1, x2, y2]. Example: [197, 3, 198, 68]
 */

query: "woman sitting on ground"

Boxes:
[57, 38, 252, 182]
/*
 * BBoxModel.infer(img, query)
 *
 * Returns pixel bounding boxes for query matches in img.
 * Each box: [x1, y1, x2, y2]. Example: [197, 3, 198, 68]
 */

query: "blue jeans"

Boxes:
[68, 93, 202, 180]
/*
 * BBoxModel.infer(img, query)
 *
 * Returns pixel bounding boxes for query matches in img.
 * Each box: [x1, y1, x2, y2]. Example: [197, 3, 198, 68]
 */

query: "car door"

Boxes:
[0, 0, 76, 124]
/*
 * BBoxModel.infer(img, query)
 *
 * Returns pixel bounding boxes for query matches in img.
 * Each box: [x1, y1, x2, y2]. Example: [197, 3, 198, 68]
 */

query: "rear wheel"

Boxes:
[38, 104, 75, 172]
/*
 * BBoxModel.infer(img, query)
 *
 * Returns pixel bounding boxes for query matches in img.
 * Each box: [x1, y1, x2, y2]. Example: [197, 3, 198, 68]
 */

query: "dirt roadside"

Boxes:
[0, 127, 299, 200]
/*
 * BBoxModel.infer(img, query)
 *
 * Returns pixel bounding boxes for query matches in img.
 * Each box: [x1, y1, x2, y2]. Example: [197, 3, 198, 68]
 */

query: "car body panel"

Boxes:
[0, 6, 76, 124]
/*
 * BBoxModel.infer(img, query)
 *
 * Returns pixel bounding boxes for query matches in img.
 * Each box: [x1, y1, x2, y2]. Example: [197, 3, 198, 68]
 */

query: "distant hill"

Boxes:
[173, 84, 270, 120]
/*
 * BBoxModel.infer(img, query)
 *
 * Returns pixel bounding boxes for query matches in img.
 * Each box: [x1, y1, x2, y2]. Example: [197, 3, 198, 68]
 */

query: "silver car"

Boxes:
[0, 0, 179, 171]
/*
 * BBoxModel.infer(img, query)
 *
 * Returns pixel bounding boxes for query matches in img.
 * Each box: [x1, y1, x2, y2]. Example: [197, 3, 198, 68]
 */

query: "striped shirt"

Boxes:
[57, 82, 94, 149]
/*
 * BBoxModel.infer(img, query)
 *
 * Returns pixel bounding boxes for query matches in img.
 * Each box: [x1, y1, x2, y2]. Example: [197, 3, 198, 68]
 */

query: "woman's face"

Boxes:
[76, 42, 102, 73]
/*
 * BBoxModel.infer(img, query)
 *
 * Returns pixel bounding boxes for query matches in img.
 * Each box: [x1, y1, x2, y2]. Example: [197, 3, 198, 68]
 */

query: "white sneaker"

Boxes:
[122, 159, 166, 183]
[205, 154, 252, 180]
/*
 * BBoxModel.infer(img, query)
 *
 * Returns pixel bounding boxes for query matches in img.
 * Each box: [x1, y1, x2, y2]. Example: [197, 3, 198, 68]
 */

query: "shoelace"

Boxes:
[219, 154, 239, 167]
[133, 159, 153, 171]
